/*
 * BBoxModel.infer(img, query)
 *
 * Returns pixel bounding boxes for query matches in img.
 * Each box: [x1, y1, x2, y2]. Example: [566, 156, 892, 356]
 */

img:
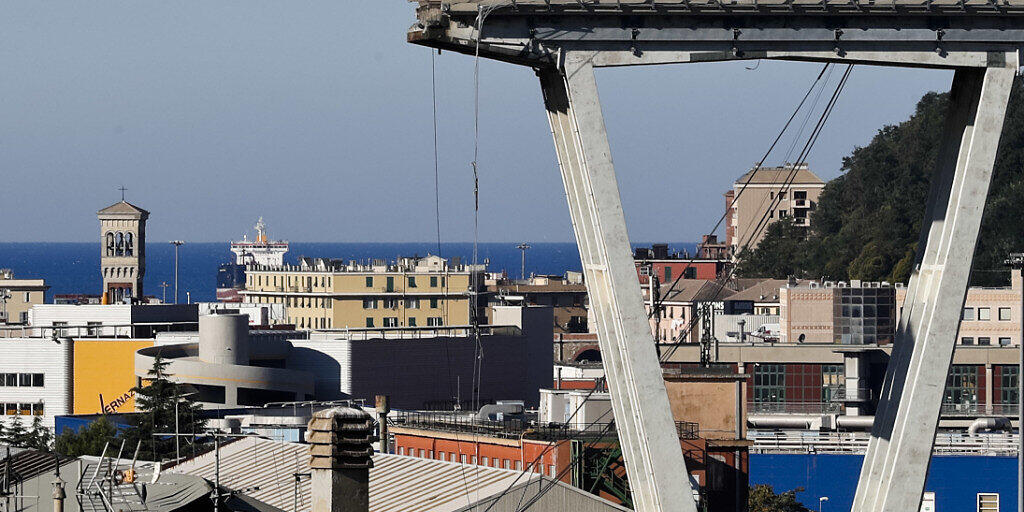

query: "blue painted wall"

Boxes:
[750, 454, 1017, 511]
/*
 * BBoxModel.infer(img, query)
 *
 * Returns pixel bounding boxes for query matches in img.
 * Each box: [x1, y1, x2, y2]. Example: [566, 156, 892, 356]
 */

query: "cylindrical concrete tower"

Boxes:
[198, 314, 250, 366]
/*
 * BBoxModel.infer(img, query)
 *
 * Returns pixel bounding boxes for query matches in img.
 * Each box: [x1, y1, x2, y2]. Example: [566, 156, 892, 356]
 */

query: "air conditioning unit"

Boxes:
[824, 281, 835, 288]
[881, 281, 891, 287]
[837, 281, 848, 288]
[850, 279, 862, 287]
[809, 282, 821, 289]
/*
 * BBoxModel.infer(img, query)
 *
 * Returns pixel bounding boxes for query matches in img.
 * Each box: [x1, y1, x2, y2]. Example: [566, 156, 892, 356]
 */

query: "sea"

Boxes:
[0, 242, 697, 303]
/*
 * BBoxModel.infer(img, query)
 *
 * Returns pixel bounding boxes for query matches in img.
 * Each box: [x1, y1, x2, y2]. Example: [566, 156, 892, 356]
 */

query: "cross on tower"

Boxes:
[118, 185, 127, 202]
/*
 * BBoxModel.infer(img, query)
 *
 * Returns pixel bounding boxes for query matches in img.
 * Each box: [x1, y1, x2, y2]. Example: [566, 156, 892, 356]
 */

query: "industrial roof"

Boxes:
[435, 0, 1024, 15]
[0, 449, 70, 488]
[727, 279, 792, 302]
[170, 437, 627, 512]
[734, 166, 824, 186]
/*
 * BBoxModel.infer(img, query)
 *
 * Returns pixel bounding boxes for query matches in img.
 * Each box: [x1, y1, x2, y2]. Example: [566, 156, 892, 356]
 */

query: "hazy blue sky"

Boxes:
[1, 2, 955, 243]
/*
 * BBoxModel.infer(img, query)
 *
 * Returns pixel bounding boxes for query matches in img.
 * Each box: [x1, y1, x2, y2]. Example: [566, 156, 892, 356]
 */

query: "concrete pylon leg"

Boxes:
[538, 53, 696, 512]
[852, 62, 1016, 512]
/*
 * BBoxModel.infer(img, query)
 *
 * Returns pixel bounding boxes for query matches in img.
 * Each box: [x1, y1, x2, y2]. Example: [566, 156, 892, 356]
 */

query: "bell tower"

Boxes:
[98, 196, 149, 304]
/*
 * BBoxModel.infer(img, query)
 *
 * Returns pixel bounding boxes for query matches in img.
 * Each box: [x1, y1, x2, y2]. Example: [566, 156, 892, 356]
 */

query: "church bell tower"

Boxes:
[98, 198, 149, 304]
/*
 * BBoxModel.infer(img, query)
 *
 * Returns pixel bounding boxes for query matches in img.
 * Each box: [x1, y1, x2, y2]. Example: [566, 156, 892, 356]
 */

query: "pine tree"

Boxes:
[27, 416, 53, 451]
[123, 356, 206, 461]
[2, 415, 30, 448]
[55, 417, 118, 457]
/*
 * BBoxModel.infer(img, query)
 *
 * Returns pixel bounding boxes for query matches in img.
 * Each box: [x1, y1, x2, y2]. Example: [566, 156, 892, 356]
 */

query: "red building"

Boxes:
[634, 244, 730, 285]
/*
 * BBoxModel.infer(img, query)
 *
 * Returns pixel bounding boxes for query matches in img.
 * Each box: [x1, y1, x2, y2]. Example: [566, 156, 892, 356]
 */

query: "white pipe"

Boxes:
[747, 415, 815, 429]
[835, 416, 876, 429]
[968, 417, 1012, 435]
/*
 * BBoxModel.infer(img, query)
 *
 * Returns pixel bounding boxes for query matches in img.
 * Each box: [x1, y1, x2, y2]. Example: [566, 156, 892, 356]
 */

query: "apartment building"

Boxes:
[486, 272, 588, 333]
[634, 243, 730, 285]
[0, 270, 48, 325]
[724, 163, 825, 252]
[780, 280, 897, 345]
[241, 254, 485, 330]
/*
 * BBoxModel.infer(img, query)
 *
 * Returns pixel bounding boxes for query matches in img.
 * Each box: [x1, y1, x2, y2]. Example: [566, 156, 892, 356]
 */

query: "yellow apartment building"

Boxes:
[241, 255, 485, 330]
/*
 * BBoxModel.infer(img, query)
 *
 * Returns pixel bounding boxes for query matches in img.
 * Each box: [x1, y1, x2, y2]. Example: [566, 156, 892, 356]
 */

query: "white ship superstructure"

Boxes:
[230, 217, 288, 266]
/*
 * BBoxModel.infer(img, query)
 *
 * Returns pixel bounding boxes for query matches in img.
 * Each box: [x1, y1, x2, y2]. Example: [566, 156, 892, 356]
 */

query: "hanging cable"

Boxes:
[647, 62, 831, 320]
[658, 64, 854, 364]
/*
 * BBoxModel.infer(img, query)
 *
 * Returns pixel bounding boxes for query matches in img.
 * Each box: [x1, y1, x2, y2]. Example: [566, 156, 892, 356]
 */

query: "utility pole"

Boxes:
[159, 282, 169, 304]
[516, 243, 531, 280]
[170, 241, 185, 304]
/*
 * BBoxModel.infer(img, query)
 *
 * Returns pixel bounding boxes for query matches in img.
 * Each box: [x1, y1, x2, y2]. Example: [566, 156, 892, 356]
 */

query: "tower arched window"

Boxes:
[125, 233, 134, 256]
[106, 232, 115, 256]
[115, 232, 125, 256]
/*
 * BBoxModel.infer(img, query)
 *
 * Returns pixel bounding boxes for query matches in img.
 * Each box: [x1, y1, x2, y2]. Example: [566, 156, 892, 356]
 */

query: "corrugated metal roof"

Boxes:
[0, 449, 69, 487]
[169, 437, 558, 512]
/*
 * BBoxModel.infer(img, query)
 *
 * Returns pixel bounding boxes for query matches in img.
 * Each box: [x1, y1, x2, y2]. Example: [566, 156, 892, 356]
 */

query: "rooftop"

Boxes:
[97, 200, 150, 217]
[734, 164, 824, 186]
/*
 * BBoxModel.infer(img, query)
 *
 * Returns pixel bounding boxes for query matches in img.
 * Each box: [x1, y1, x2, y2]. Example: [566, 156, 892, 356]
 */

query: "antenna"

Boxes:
[516, 243, 531, 280]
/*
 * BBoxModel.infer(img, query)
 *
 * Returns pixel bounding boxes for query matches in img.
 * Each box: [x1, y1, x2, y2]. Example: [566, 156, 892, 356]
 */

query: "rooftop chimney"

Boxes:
[307, 407, 375, 512]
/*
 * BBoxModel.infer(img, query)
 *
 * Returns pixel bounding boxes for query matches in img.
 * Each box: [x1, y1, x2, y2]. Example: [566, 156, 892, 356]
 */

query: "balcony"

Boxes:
[792, 217, 810, 227]
[940, 402, 1019, 417]
[829, 387, 872, 403]
[793, 199, 811, 208]
[748, 402, 842, 415]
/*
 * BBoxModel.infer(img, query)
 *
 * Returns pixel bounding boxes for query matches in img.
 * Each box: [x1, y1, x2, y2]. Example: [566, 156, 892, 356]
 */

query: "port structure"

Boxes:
[408, 3, 1024, 511]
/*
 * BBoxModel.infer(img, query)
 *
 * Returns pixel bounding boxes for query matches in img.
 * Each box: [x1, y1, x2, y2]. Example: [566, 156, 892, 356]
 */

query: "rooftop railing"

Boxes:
[391, 411, 700, 441]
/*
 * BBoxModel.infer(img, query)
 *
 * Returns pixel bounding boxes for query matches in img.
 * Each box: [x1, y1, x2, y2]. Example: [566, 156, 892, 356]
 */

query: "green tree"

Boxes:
[123, 356, 206, 462]
[748, 485, 812, 512]
[55, 417, 118, 457]
[738, 80, 1024, 285]
[1, 415, 30, 447]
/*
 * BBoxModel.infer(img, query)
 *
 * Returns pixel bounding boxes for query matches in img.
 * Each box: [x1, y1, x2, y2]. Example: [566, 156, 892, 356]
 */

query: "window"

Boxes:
[430, 276, 438, 287]
[1000, 366, 1018, 406]
[32, 403, 43, 416]
[664, 267, 672, 281]
[365, 318, 374, 328]
[944, 365, 979, 407]
[1000, 337, 1012, 346]
[363, 299, 378, 309]
[383, 298, 398, 309]
[408, 276, 417, 288]
[365, 276, 373, 287]
[86, 321, 101, 336]
[32, 374, 43, 387]
[419, 449, 425, 457]
[962, 337, 975, 345]
[427, 317, 443, 327]
[386, 276, 395, 292]
[753, 364, 786, 404]
[406, 298, 420, 309]
[482, 457, 489, 466]
[430, 298, 439, 309]
[23, 292, 30, 302]
[19, 374, 31, 387]
[977, 493, 999, 512]
[639, 266, 650, 276]
[778, 191, 786, 199]
[515, 460, 522, 470]
[978, 308, 991, 321]
[397, 447, 404, 455]
[962, 308, 975, 321]
[383, 317, 398, 328]
[979, 337, 991, 346]
[18, 403, 31, 415]
[461, 454, 467, 463]
[52, 321, 67, 336]
[999, 307, 1011, 321]
[503, 459, 510, 469]
[778, 209, 788, 218]
[548, 465, 556, 476]
[3, 403, 14, 415]
[408, 318, 417, 327]
[4, 374, 15, 386]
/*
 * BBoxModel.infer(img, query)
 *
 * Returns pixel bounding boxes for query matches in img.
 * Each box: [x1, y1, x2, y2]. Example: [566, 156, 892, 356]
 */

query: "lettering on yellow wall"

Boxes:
[103, 390, 136, 414]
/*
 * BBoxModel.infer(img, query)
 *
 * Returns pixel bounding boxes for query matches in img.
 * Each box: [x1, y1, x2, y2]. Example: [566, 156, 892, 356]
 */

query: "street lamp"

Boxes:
[516, 242, 532, 282]
[170, 241, 185, 304]
[818, 496, 829, 512]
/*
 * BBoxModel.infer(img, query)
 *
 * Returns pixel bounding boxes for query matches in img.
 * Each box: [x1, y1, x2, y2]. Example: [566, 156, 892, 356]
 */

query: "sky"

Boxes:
[0, 2, 956, 244]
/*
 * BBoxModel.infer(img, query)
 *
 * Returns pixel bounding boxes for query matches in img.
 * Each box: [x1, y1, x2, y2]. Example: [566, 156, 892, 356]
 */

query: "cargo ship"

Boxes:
[216, 218, 288, 302]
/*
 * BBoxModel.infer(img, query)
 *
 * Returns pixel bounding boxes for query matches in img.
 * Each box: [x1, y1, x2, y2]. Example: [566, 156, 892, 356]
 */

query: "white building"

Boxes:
[196, 302, 286, 326]
[26, 303, 197, 337]
[0, 337, 72, 430]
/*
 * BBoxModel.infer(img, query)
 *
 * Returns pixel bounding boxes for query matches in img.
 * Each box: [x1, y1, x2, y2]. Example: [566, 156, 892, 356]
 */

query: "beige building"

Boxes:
[0, 270, 47, 325]
[724, 163, 825, 252]
[98, 200, 148, 303]
[241, 255, 485, 330]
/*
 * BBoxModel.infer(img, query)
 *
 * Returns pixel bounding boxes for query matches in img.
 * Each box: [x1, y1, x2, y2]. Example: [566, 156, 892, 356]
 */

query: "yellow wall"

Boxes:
[73, 339, 154, 414]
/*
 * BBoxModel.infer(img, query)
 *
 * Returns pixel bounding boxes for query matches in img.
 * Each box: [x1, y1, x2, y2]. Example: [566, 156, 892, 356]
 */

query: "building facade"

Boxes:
[241, 255, 484, 330]
[0, 337, 73, 429]
[486, 273, 588, 333]
[725, 164, 825, 252]
[97, 200, 149, 304]
[0, 270, 47, 325]
[780, 281, 897, 345]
